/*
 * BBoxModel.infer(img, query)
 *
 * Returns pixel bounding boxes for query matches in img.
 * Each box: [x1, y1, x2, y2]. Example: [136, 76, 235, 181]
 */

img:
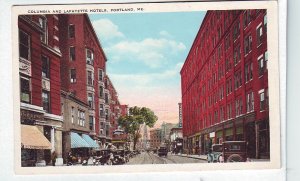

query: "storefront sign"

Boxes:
[21, 109, 44, 124]
[210, 132, 215, 138]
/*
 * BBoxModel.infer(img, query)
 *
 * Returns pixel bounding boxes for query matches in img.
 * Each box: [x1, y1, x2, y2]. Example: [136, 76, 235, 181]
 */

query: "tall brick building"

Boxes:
[19, 13, 126, 166]
[19, 15, 63, 166]
[180, 10, 269, 159]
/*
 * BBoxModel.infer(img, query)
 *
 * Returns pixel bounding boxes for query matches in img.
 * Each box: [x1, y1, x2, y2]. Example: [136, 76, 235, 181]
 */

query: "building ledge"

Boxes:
[44, 113, 63, 122]
[20, 103, 44, 113]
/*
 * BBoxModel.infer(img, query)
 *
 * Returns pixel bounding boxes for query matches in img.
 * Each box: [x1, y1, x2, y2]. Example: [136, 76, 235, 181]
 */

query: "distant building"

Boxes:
[161, 122, 177, 142]
[150, 128, 162, 149]
[169, 127, 183, 154]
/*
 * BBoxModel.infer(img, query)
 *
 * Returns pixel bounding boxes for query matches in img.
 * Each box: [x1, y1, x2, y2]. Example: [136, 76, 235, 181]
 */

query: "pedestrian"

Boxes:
[51, 151, 57, 166]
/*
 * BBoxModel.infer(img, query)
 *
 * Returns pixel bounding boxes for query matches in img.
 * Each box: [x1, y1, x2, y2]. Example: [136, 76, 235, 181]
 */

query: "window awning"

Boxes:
[21, 125, 51, 150]
[81, 134, 99, 148]
[71, 132, 90, 148]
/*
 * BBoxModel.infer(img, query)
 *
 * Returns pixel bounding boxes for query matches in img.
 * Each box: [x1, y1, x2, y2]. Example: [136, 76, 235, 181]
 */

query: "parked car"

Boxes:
[157, 146, 168, 157]
[95, 149, 112, 165]
[222, 141, 247, 162]
[207, 141, 247, 163]
[207, 144, 222, 163]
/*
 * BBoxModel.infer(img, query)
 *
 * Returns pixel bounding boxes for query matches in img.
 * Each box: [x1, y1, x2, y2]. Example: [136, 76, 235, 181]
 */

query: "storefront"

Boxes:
[21, 124, 51, 167]
[68, 132, 100, 162]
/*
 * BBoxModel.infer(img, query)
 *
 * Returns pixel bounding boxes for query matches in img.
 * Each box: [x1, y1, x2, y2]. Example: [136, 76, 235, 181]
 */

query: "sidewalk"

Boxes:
[173, 153, 270, 162]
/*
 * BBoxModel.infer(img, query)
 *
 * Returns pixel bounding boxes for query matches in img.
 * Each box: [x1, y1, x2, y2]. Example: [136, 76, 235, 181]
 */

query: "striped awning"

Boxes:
[71, 132, 90, 148]
[21, 125, 51, 150]
[81, 134, 99, 148]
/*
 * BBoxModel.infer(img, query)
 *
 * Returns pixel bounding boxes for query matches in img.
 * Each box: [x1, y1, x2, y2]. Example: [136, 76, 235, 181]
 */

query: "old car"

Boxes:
[207, 144, 223, 163]
[157, 146, 168, 157]
[222, 141, 247, 162]
[95, 149, 112, 165]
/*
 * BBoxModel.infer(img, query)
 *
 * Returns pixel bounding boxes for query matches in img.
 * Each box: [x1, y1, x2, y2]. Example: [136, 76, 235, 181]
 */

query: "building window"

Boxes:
[243, 10, 251, 28]
[71, 107, 74, 124]
[70, 69, 76, 83]
[42, 91, 50, 113]
[105, 93, 109, 104]
[98, 69, 103, 81]
[265, 51, 268, 70]
[258, 54, 266, 76]
[89, 116, 94, 130]
[105, 109, 109, 121]
[259, 90, 265, 111]
[68, 24, 75, 38]
[100, 104, 104, 117]
[226, 57, 232, 72]
[264, 14, 267, 32]
[233, 21, 240, 40]
[218, 27, 222, 40]
[86, 49, 94, 65]
[234, 71, 242, 89]
[226, 78, 232, 95]
[256, 24, 263, 46]
[235, 98, 243, 117]
[234, 45, 241, 65]
[88, 93, 94, 109]
[99, 85, 104, 98]
[246, 91, 254, 112]
[39, 16, 48, 44]
[225, 35, 230, 51]
[19, 30, 30, 60]
[245, 62, 253, 82]
[244, 34, 252, 55]
[69, 47, 75, 61]
[20, 77, 31, 103]
[218, 44, 222, 59]
[87, 70, 94, 86]
[78, 110, 85, 126]
[41, 56, 50, 79]
[227, 103, 232, 119]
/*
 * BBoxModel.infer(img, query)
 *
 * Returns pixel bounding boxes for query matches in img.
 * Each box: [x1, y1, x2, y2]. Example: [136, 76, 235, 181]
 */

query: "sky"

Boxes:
[89, 11, 206, 127]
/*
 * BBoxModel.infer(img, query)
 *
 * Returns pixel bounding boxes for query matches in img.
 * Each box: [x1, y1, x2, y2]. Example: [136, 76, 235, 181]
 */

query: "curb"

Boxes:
[173, 154, 207, 161]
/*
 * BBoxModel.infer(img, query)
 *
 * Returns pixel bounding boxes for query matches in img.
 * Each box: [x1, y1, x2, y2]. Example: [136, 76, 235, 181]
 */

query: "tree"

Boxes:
[118, 106, 158, 150]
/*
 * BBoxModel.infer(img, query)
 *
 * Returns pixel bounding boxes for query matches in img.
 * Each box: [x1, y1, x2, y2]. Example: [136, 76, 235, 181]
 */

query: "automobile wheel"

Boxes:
[227, 154, 243, 162]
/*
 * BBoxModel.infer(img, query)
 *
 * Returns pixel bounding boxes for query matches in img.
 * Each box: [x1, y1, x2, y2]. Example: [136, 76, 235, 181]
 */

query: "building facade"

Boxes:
[150, 128, 162, 150]
[59, 14, 108, 148]
[180, 10, 269, 158]
[19, 13, 127, 166]
[19, 14, 63, 166]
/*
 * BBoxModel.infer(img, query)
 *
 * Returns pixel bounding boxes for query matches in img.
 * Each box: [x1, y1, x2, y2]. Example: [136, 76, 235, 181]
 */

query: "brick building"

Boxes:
[180, 10, 269, 159]
[19, 13, 126, 166]
[59, 14, 107, 149]
[150, 128, 162, 150]
[19, 15, 63, 166]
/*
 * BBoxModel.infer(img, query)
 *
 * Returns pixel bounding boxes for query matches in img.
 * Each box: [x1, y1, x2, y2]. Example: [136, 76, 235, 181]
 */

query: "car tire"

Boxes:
[227, 154, 243, 162]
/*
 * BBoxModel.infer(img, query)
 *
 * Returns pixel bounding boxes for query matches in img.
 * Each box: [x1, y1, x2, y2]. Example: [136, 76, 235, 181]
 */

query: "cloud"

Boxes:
[159, 30, 172, 38]
[106, 38, 186, 67]
[91, 19, 124, 41]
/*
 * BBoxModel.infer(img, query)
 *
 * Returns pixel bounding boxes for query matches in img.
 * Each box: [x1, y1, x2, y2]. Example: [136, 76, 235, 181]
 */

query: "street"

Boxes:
[126, 152, 206, 165]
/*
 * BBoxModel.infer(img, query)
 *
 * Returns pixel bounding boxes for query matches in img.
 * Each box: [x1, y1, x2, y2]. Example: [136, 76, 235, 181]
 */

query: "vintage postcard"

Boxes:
[12, 0, 280, 174]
